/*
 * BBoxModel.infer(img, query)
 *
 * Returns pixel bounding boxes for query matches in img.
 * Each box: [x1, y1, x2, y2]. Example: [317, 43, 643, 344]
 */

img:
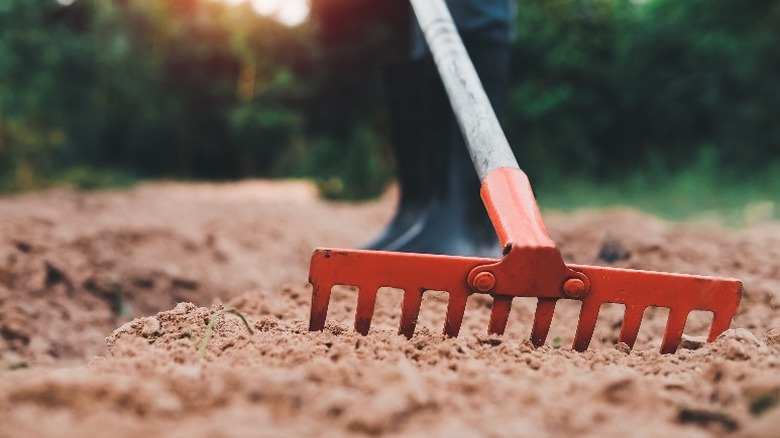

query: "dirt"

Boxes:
[0, 180, 778, 437]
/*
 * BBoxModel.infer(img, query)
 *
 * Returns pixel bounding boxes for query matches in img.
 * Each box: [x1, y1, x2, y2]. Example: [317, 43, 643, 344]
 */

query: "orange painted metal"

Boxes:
[309, 168, 743, 353]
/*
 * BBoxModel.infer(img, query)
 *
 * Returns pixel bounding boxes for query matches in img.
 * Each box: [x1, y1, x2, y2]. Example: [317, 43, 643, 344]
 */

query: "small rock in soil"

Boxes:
[680, 334, 707, 350]
[718, 328, 765, 348]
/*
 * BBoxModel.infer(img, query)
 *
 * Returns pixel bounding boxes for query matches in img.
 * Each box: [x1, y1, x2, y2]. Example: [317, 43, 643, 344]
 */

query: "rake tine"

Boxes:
[399, 288, 424, 339]
[531, 298, 557, 347]
[354, 285, 379, 335]
[487, 295, 513, 335]
[444, 290, 469, 337]
[707, 311, 732, 342]
[309, 282, 333, 331]
[617, 305, 645, 349]
[572, 301, 601, 352]
[660, 309, 689, 354]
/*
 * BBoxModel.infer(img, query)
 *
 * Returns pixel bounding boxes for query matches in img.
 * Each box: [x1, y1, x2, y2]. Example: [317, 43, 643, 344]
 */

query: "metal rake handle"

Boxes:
[410, 0, 519, 181]
[410, 0, 555, 251]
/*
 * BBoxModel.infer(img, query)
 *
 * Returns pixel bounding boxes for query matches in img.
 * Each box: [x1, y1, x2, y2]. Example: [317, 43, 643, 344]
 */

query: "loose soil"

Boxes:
[0, 180, 778, 437]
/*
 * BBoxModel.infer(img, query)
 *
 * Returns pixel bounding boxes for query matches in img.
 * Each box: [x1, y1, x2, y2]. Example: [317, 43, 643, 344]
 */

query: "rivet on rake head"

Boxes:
[472, 272, 496, 293]
[563, 278, 587, 298]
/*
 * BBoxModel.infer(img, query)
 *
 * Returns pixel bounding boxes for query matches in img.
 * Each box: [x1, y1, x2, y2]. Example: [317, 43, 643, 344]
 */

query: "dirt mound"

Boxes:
[1, 181, 779, 437]
[0, 181, 384, 366]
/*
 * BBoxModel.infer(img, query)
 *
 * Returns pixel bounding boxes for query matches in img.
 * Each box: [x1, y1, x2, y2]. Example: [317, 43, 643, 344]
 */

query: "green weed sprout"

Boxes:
[197, 307, 254, 358]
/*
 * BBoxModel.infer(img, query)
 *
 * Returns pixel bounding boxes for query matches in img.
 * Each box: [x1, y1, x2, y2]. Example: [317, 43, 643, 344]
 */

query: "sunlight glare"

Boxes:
[211, 0, 309, 26]
[235, 0, 310, 26]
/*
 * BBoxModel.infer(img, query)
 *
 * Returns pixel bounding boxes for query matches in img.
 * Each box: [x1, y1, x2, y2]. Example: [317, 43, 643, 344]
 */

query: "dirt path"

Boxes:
[0, 180, 778, 437]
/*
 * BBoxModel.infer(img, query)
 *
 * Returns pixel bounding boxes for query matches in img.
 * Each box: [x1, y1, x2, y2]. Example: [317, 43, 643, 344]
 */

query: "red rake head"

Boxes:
[308, 169, 743, 353]
[308, 247, 742, 354]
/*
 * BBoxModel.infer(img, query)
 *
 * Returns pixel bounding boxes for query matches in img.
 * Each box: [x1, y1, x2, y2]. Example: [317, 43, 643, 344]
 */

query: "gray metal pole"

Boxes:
[410, 0, 520, 181]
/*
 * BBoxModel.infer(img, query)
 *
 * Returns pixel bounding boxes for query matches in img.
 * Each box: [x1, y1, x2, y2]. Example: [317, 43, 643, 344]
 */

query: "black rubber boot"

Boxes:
[364, 40, 510, 258]
[362, 59, 447, 250]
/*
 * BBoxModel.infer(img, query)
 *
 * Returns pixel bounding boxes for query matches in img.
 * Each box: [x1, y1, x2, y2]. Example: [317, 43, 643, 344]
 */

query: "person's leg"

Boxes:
[389, 40, 509, 257]
[362, 60, 430, 249]
[363, 58, 450, 250]
[364, 0, 513, 257]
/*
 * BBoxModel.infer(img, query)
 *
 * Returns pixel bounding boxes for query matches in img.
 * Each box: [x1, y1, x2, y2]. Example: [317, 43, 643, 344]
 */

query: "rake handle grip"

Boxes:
[410, 0, 519, 181]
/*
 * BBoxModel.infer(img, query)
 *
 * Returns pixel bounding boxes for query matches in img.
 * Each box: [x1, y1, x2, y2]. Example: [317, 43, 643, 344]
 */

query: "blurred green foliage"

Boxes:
[511, 0, 780, 185]
[1, 0, 779, 200]
[1, 0, 310, 190]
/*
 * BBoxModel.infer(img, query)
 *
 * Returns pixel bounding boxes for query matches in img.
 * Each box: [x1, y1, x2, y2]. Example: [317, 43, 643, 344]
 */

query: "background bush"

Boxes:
[1, 0, 778, 198]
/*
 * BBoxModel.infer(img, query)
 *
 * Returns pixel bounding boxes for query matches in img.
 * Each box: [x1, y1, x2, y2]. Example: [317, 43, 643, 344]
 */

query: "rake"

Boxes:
[308, 0, 743, 353]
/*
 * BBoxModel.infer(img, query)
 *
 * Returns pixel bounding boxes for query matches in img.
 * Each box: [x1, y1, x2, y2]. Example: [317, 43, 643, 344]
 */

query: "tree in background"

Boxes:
[510, 0, 780, 182]
[1, 0, 307, 189]
[1, 0, 779, 196]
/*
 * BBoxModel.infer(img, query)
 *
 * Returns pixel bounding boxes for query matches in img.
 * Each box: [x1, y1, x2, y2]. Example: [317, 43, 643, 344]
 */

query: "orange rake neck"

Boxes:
[481, 167, 556, 251]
